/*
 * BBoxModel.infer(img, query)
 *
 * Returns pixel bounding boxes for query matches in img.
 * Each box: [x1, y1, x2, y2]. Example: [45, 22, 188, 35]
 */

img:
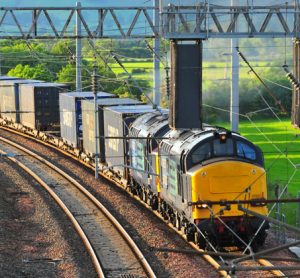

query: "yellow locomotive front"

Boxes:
[187, 131, 269, 249]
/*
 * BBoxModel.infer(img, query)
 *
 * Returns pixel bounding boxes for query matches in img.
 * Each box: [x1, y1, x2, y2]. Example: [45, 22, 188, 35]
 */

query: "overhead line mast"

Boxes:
[76, 1, 82, 92]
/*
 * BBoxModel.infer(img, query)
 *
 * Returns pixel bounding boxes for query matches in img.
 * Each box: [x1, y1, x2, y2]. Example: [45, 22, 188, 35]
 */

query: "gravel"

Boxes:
[0, 152, 96, 277]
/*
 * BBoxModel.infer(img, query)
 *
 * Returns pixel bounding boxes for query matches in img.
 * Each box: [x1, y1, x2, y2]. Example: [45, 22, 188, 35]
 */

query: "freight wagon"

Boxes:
[103, 105, 161, 180]
[19, 82, 69, 131]
[81, 98, 141, 161]
[59, 91, 116, 149]
[0, 79, 43, 123]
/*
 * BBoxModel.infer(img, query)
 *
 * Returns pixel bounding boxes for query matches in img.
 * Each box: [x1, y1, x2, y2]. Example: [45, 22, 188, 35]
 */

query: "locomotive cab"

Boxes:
[159, 127, 269, 250]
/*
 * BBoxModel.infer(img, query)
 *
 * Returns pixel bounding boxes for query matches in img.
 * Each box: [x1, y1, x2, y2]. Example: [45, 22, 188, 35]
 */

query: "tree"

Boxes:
[113, 79, 150, 101]
[56, 63, 76, 89]
[56, 60, 122, 93]
[51, 40, 75, 56]
[7, 63, 53, 81]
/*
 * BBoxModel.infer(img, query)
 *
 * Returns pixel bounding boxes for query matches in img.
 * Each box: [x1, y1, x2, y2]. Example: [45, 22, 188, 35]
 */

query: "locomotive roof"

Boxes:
[161, 125, 241, 156]
[130, 110, 169, 138]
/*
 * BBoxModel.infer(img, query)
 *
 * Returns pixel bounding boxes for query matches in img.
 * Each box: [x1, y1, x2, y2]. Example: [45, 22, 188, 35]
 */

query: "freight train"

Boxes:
[0, 77, 269, 250]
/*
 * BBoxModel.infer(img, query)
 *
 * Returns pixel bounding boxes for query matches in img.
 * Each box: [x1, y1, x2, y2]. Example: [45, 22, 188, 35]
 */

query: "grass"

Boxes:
[109, 60, 270, 84]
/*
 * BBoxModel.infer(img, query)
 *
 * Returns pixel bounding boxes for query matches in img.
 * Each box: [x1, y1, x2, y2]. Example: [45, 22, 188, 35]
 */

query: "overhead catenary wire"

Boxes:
[1, 10, 298, 266]
[236, 47, 287, 113]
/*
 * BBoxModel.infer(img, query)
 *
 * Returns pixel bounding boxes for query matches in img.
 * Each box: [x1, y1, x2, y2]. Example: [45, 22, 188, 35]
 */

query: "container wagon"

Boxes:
[19, 82, 69, 131]
[103, 105, 160, 179]
[0, 79, 43, 123]
[59, 91, 116, 149]
[81, 98, 140, 161]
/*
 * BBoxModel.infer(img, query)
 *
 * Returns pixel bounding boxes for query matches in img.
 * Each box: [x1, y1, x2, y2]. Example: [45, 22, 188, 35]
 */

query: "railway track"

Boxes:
[0, 135, 155, 278]
[1, 125, 299, 278]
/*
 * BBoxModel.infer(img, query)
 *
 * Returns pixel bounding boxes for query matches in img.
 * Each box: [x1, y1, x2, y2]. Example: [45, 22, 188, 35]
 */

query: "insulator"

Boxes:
[166, 77, 170, 98]
[286, 72, 300, 87]
[165, 67, 170, 98]
[92, 70, 98, 94]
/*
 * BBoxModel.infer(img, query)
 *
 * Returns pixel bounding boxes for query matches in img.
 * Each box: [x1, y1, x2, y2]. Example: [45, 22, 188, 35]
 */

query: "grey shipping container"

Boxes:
[0, 76, 21, 81]
[82, 98, 141, 161]
[104, 105, 157, 179]
[0, 79, 43, 123]
[19, 82, 69, 131]
[59, 91, 116, 148]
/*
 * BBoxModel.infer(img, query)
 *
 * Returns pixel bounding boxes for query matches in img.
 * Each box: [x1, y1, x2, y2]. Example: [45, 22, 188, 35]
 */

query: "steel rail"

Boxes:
[257, 259, 286, 277]
[0, 148, 105, 278]
[0, 124, 231, 278]
[188, 198, 300, 206]
[0, 135, 156, 278]
[152, 247, 300, 262]
[220, 265, 300, 272]
[231, 240, 300, 265]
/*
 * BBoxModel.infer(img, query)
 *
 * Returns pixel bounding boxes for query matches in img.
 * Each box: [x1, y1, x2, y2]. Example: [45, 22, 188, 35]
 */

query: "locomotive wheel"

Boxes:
[250, 230, 267, 252]
[186, 225, 196, 242]
[196, 233, 206, 249]
[150, 196, 158, 210]
[176, 216, 181, 231]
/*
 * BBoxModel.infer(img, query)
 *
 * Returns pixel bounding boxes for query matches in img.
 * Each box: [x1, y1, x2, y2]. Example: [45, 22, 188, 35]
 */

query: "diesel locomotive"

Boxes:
[128, 111, 269, 249]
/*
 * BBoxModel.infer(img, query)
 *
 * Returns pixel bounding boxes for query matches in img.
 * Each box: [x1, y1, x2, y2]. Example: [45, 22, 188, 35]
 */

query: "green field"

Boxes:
[109, 60, 154, 85]
[109, 60, 270, 85]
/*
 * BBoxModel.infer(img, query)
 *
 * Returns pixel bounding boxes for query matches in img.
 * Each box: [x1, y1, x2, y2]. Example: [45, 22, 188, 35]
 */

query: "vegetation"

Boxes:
[1, 39, 150, 100]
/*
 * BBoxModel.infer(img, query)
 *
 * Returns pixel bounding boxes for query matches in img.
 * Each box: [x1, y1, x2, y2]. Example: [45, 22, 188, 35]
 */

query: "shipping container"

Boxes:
[104, 105, 157, 179]
[0, 76, 21, 81]
[59, 91, 116, 148]
[19, 82, 69, 131]
[81, 98, 141, 160]
[0, 79, 43, 123]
